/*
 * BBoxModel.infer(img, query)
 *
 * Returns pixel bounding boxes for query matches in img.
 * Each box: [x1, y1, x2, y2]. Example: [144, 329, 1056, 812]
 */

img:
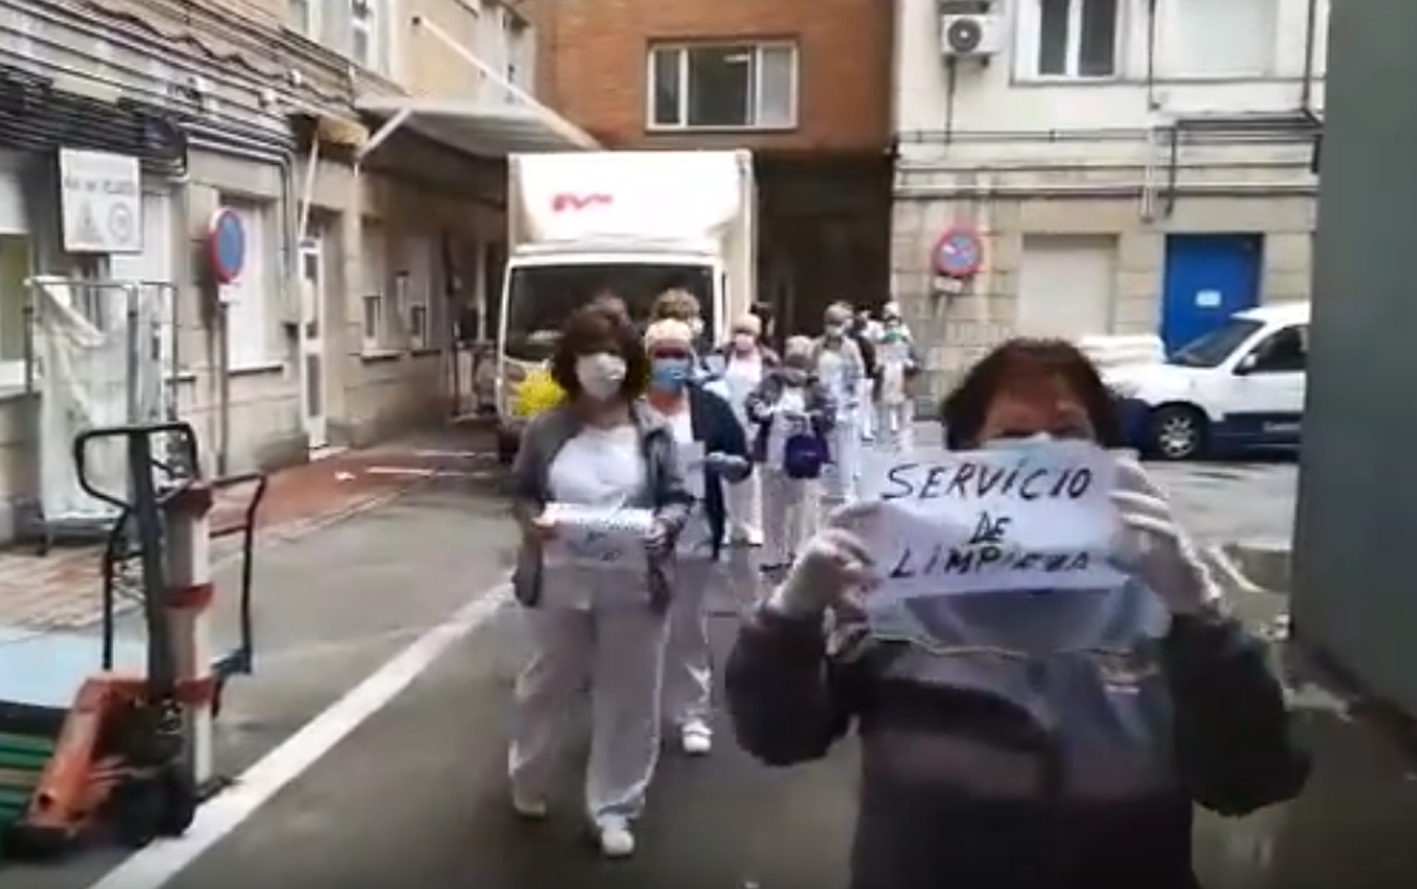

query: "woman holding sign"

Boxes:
[642, 318, 751, 756]
[507, 304, 695, 859]
[725, 338, 1307, 889]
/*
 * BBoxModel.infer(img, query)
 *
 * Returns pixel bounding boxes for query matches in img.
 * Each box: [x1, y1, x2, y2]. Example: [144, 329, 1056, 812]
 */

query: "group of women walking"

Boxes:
[503, 296, 1308, 889]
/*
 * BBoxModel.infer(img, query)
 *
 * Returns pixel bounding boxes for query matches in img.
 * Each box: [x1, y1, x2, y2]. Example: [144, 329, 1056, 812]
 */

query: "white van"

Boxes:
[1106, 302, 1309, 460]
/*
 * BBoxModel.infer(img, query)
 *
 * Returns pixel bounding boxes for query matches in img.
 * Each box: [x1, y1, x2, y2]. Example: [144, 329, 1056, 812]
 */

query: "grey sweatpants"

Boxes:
[508, 603, 669, 822]
[663, 558, 718, 728]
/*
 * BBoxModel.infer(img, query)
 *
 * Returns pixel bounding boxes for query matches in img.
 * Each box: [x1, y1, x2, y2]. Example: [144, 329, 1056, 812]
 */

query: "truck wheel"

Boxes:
[1149, 405, 1206, 461]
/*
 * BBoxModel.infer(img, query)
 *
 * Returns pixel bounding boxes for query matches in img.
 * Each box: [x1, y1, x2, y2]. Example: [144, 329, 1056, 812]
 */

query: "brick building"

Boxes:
[530, 0, 897, 337]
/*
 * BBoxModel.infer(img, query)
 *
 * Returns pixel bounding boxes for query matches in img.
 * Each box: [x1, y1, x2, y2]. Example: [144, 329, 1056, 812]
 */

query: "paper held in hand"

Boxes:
[542, 502, 654, 571]
[851, 441, 1126, 601]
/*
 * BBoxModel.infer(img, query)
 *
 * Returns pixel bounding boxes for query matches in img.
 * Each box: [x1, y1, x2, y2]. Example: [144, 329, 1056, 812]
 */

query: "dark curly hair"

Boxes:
[940, 337, 1122, 450]
[550, 304, 651, 400]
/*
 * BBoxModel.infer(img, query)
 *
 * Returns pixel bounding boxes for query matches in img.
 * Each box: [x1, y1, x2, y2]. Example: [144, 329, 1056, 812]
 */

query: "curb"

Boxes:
[1202, 540, 1291, 596]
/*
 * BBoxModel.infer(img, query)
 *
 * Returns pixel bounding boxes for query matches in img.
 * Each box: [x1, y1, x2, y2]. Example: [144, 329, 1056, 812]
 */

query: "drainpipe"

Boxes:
[1299, 0, 1320, 117]
[185, 131, 300, 476]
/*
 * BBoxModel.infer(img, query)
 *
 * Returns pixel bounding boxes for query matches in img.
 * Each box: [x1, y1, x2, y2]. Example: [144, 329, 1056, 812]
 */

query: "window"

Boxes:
[401, 235, 436, 351]
[220, 200, 276, 371]
[350, 0, 389, 74]
[1168, 317, 1263, 368]
[1245, 325, 1307, 373]
[1028, 0, 1120, 78]
[361, 221, 391, 352]
[289, 0, 318, 38]
[1159, 0, 1277, 77]
[648, 43, 798, 130]
[0, 235, 30, 388]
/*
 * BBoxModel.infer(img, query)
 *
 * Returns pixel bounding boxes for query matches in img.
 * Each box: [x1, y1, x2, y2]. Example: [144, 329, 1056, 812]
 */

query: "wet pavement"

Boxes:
[9, 443, 1415, 889]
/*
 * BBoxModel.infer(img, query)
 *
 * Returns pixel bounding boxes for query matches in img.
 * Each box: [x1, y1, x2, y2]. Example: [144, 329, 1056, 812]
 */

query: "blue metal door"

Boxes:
[1160, 234, 1263, 351]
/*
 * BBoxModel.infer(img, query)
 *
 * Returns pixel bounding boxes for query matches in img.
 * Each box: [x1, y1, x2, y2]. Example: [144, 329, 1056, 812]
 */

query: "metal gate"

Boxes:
[20, 276, 179, 548]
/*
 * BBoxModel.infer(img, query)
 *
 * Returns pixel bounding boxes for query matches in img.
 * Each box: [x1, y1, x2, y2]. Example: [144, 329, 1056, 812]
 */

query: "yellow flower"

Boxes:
[514, 366, 566, 417]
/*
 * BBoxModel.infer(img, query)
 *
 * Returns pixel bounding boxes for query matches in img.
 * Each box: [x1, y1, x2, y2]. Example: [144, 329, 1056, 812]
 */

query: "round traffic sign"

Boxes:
[933, 227, 984, 278]
[207, 208, 246, 284]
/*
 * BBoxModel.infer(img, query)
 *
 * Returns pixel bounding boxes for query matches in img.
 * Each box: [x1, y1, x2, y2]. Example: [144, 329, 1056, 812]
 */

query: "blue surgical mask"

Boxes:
[649, 356, 692, 391]
[982, 431, 1057, 450]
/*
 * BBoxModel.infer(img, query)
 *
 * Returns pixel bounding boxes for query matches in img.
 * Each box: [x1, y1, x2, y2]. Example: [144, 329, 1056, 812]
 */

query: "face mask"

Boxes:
[649, 356, 692, 392]
[824, 323, 845, 338]
[982, 431, 1056, 450]
[575, 352, 627, 401]
[882, 328, 902, 343]
[688, 318, 705, 338]
[732, 333, 755, 353]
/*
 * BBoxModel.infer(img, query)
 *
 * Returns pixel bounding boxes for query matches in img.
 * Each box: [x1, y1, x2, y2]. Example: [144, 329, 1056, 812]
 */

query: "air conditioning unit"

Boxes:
[940, 14, 1003, 59]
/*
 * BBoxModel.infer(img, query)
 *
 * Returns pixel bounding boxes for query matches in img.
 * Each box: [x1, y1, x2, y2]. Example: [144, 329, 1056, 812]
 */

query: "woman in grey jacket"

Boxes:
[725, 338, 1306, 889]
[507, 304, 694, 859]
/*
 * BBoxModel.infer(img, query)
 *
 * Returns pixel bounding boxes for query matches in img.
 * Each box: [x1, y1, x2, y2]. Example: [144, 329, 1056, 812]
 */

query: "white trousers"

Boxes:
[823, 415, 861, 503]
[761, 467, 816, 564]
[508, 603, 668, 822]
[877, 401, 915, 452]
[663, 558, 717, 728]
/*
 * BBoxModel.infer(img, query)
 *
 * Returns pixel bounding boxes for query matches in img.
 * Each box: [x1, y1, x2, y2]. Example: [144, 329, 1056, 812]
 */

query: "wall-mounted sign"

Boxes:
[933, 227, 984, 278]
[206, 208, 246, 285]
[58, 148, 143, 254]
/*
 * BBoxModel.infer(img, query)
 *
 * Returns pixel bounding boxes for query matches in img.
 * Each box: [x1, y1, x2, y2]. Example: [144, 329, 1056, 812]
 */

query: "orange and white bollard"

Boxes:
[161, 481, 217, 789]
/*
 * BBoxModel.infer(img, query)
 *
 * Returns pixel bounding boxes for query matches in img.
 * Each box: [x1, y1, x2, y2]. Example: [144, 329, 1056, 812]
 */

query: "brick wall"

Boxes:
[532, 0, 894, 154]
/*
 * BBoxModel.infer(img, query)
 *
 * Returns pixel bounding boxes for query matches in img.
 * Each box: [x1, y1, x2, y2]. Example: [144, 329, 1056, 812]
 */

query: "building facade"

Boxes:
[530, 0, 897, 337]
[0, 0, 589, 546]
[893, 0, 1326, 393]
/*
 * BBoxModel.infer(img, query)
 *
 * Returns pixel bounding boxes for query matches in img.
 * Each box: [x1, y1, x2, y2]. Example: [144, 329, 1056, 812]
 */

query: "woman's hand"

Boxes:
[643, 516, 674, 555]
[769, 504, 878, 617]
[527, 511, 558, 542]
[1110, 458, 1222, 615]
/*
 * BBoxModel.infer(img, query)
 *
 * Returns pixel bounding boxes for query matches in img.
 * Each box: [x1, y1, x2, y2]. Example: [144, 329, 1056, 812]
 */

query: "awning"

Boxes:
[356, 96, 599, 161]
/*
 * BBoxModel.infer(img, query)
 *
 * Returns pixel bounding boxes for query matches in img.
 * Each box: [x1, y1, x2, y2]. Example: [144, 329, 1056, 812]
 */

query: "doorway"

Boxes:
[1161, 234, 1263, 351]
[298, 237, 328, 449]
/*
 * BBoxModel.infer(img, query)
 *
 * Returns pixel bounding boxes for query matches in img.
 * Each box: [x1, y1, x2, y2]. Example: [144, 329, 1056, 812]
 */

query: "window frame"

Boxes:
[288, 0, 320, 39]
[1016, 0, 1124, 82]
[0, 234, 32, 390]
[350, 0, 390, 75]
[645, 41, 800, 132]
[1244, 324, 1308, 374]
[219, 199, 279, 372]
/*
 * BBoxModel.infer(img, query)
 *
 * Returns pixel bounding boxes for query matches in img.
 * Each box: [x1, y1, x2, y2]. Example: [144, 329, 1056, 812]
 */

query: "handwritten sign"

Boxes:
[853, 441, 1124, 600]
[542, 502, 653, 572]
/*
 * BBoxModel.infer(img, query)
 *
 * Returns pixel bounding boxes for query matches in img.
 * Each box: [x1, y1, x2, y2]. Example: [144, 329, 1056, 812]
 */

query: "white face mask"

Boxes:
[574, 352, 627, 401]
[732, 333, 755, 353]
[689, 318, 705, 338]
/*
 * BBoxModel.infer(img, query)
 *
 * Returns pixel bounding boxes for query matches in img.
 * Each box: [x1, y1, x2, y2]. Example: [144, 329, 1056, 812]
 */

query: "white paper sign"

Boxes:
[58, 148, 143, 254]
[542, 502, 653, 571]
[853, 442, 1124, 601]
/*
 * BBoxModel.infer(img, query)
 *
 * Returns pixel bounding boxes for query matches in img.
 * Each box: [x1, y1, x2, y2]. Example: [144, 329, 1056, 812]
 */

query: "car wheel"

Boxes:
[1149, 405, 1206, 461]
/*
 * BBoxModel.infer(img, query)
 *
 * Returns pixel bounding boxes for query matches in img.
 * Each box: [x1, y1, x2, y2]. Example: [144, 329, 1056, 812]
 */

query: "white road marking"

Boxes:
[82, 581, 513, 889]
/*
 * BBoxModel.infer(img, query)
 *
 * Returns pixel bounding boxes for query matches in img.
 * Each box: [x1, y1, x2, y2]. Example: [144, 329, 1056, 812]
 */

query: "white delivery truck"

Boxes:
[494, 150, 757, 462]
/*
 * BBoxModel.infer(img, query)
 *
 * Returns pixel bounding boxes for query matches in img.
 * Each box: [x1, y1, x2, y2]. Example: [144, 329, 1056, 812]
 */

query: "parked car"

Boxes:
[1106, 302, 1309, 460]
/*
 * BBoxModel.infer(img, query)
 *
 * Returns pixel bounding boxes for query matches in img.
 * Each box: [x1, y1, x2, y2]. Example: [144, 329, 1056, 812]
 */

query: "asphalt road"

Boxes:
[17, 449, 1412, 889]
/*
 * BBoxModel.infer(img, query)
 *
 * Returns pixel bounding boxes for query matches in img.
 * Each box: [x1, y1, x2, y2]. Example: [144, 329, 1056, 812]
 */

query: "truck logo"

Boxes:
[551, 192, 613, 212]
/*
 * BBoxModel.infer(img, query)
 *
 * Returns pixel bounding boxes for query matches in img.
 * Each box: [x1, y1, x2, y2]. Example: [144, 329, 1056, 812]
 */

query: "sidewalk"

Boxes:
[0, 426, 499, 630]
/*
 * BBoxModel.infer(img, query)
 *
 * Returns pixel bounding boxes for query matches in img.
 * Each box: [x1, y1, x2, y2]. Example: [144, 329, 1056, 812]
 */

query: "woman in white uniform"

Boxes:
[813, 304, 867, 505]
[507, 304, 694, 858]
[745, 336, 836, 570]
[643, 319, 751, 756]
[711, 314, 779, 546]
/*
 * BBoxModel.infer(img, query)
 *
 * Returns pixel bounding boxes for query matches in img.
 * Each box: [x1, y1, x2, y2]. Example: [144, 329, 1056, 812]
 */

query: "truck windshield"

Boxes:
[502, 263, 715, 361]
[1168, 317, 1264, 368]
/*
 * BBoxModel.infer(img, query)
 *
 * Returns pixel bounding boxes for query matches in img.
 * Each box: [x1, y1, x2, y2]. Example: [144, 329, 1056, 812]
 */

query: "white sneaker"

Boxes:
[510, 788, 548, 820]
[680, 721, 713, 756]
[596, 817, 636, 858]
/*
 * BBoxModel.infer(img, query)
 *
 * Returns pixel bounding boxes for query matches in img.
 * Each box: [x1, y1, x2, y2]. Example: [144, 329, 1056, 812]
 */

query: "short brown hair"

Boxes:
[550, 304, 650, 399]
[651, 289, 700, 322]
[940, 338, 1121, 449]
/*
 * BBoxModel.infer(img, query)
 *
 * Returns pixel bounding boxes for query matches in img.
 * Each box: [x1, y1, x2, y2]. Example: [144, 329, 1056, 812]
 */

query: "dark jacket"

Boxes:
[681, 383, 752, 558]
[743, 369, 837, 464]
[724, 604, 1307, 889]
